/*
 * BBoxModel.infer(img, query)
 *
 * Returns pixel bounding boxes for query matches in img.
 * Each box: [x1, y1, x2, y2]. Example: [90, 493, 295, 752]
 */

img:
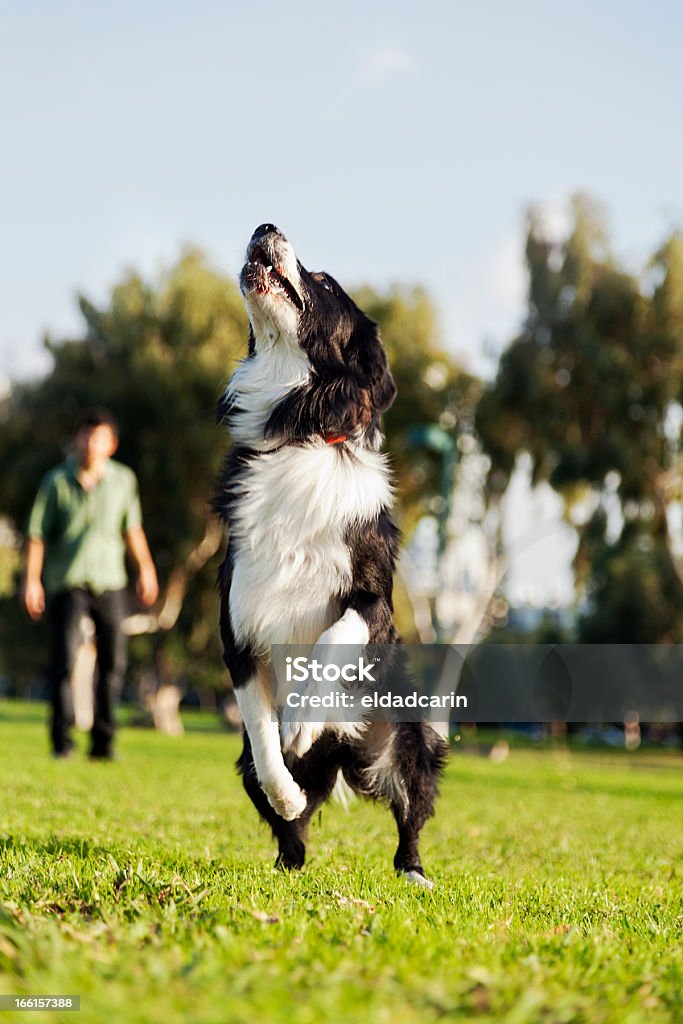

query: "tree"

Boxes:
[477, 194, 683, 641]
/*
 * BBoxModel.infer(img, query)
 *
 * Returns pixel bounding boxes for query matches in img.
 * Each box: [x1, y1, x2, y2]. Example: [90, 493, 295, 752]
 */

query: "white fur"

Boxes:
[226, 345, 311, 451]
[280, 609, 370, 756]
[234, 669, 307, 821]
[244, 291, 301, 350]
[229, 445, 392, 655]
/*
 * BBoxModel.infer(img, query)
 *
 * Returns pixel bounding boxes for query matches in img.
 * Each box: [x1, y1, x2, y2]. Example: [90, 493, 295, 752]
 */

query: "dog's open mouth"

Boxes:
[243, 244, 304, 311]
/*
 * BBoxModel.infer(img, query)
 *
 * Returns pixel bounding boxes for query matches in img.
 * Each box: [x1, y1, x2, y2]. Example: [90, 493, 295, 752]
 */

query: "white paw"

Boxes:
[401, 870, 435, 890]
[261, 777, 307, 821]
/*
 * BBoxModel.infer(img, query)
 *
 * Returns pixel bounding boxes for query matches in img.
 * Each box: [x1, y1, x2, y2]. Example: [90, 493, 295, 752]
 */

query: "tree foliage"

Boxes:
[477, 194, 683, 641]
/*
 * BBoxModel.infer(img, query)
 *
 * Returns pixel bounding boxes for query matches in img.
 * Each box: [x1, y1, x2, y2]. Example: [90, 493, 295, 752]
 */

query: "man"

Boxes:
[21, 409, 159, 759]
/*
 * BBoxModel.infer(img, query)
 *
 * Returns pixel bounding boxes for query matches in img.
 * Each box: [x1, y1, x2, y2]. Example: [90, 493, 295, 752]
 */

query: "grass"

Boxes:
[0, 702, 681, 1024]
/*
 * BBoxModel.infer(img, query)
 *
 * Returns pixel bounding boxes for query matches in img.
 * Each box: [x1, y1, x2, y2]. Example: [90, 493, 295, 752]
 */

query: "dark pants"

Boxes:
[47, 588, 128, 756]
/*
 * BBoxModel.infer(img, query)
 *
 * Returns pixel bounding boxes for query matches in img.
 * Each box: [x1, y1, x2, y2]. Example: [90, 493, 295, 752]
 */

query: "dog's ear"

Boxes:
[349, 320, 397, 415]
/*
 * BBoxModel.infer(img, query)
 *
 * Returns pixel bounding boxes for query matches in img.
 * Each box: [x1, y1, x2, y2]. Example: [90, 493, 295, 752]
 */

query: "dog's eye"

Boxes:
[313, 272, 332, 292]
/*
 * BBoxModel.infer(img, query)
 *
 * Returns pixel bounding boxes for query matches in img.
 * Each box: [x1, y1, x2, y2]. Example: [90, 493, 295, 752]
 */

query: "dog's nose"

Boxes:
[251, 223, 282, 243]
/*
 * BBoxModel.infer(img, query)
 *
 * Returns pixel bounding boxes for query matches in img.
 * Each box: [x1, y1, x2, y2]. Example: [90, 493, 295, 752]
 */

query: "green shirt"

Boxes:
[27, 457, 143, 596]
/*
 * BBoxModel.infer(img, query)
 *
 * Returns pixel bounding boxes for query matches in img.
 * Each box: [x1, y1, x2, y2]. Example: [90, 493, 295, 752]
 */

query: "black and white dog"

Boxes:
[217, 224, 445, 885]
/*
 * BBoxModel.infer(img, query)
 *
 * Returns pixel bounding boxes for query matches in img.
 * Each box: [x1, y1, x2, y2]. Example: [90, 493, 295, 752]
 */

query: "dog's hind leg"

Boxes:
[388, 724, 447, 889]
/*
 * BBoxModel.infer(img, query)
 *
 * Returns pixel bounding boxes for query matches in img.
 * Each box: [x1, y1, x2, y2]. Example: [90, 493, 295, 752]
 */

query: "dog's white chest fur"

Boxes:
[229, 442, 392, 654]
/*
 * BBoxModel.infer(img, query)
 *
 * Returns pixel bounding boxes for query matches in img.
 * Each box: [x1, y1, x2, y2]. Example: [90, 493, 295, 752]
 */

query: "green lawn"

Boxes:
[0, 702, 681, 1024]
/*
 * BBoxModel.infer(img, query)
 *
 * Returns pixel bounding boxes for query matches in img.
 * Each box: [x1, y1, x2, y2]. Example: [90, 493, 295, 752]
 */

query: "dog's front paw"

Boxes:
[261, 776, 307, 821]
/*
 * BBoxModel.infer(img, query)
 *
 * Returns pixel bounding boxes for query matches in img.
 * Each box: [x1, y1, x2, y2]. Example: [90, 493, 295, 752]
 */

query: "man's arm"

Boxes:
[22, 538, 46, 620]
[124, 525, 159, 607]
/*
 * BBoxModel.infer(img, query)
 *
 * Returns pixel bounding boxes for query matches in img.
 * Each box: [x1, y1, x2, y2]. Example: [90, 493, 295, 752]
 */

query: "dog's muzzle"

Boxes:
[240, 224, 304, 311]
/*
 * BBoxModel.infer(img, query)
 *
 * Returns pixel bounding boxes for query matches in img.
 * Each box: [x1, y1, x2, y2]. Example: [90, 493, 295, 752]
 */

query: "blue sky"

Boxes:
[2, 0, 682, 384]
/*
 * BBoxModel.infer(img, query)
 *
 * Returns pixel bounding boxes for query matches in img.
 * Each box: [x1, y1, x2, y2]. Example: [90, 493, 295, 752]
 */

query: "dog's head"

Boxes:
[238, 224, 396, 434]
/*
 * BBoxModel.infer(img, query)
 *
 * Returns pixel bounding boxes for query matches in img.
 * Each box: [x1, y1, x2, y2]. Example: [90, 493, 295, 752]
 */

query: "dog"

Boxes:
[216, 224, 446, 886]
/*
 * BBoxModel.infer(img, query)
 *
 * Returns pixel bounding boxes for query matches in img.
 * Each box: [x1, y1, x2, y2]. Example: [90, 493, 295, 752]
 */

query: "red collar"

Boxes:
[323, 433, 347, 445]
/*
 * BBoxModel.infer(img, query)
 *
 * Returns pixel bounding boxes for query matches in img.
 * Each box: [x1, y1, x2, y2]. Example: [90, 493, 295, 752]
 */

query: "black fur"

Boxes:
[343, 513, 400, 644]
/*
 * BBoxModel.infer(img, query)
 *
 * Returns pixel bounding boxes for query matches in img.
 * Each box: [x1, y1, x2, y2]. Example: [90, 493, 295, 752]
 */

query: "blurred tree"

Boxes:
[477, 194, 683, 641]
